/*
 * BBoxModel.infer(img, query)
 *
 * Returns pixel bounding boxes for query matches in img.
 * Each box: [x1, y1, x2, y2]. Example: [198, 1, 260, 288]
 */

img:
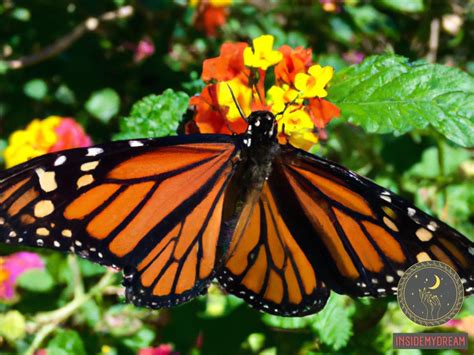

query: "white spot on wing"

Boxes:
[87, 147, 104, 157]
[407, 207, 416, 217]
[54, 155, 67, 166]
[129, 140, 144, 147]
[427, 221, 438, 232]
[380, 195, 391, 203]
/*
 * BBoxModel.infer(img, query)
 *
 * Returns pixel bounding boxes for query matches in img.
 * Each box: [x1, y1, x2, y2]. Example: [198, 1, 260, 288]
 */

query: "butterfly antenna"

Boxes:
[226, 83, 248, 123]
[275, 95, 300, 118]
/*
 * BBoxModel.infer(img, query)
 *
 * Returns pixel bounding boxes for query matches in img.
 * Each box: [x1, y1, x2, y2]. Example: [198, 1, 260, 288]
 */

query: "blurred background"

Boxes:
[0, 1, 473, 354]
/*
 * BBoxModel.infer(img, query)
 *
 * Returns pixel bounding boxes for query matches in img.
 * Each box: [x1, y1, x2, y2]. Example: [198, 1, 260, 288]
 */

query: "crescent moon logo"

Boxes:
[428, 274, 441, 290]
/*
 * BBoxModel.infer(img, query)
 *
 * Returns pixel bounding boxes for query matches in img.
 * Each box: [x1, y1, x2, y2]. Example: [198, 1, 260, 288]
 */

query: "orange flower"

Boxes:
[202, 42, 249, 82]
[193, 1, 231, 37]
[275, 45, 313, 85]
[190, 85, 246, 134]
[306, 98, 340, 128]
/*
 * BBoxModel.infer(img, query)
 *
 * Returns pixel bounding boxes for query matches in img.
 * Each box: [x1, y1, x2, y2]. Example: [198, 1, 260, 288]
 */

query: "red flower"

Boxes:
[139, 344, 176, 355]
[306, 98, 340, 128]
[194, 3, 229, 37]
[275, 45, 313, 85]
[202, 42, 249, 83]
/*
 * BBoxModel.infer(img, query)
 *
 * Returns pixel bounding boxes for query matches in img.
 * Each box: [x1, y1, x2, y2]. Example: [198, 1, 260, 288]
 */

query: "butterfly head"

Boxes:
[244, 111, 277, 147]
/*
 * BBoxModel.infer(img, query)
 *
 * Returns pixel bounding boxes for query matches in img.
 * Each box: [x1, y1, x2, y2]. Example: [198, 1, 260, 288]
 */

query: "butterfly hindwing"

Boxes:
[218, 183, 330, 316]
[0, 135, 239, 308]
[275, 145, 474, 297]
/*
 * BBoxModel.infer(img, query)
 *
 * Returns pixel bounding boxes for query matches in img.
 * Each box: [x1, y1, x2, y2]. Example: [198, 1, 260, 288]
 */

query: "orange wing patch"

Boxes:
[134, 166, 230, 298]
[222, 184, 323, 312]
[290, 166, 374, 217]
[109, 153, 231, 257]
[108, 143, 234, 180]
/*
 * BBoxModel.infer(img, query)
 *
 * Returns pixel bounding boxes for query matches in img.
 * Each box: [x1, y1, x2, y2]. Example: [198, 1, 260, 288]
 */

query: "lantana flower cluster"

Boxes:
[0, 252, 44, 300]
[4, 116, 91, 168]
[189, 34, 340, 150]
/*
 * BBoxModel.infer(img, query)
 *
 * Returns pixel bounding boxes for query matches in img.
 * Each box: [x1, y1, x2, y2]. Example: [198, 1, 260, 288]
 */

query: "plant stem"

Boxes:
[25, 270, 116, 355]
[68, 255, 84, 298]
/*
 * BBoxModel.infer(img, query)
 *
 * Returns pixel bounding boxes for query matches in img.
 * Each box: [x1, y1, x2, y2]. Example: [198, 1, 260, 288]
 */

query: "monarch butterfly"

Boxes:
[0, 110, 472, 316]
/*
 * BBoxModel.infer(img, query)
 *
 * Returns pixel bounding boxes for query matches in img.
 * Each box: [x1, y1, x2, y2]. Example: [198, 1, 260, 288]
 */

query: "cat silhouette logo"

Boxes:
[397, 260, 464, 326]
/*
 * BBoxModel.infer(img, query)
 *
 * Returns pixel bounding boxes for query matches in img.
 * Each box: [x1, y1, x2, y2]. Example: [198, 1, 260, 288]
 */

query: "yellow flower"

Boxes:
[277, 109, 318, 150]
[217, 78, 252, 121]
[243, 35, 283, 70]
[4, 116, 61, 168]
[294, 64, 334, 98]
[189, 0, 232, 7]
[266, 84, 301, 114]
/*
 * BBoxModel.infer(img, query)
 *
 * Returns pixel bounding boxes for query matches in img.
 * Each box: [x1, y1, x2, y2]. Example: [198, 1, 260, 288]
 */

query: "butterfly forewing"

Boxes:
[276, 146, 474, 297]
[0, 135, 239, 308]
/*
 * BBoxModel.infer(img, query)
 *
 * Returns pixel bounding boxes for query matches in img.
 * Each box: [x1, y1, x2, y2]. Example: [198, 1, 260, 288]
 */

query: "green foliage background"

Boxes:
[0, 1, 473, 354]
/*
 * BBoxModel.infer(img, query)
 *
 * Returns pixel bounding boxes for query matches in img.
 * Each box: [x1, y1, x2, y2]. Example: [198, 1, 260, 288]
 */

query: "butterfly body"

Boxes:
[0, 111, 473, 316]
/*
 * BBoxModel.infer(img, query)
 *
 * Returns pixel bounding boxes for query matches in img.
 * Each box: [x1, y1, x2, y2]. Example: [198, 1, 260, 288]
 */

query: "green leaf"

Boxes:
[55, 85, 76, 105]
[309, 294, 353, 351]
[114, 89, 189, 140]
[329, 55, 474, 147]
[79, 300, 101, 327]
[85, 88, 120, 123]
[11, 7, 31, 21]
[345, 5, 396, 38]
[78, 258, 106, 277]
[404, 143, 470, 179]
[24, 79, 48, 100]
[0, 61, 8, 75]
[121, 327, 155, 351]
[17, 269, 54, 293]
[47, 329, 86, 355]
[378, 0, 424, 13]
[261, 314, 310, 329]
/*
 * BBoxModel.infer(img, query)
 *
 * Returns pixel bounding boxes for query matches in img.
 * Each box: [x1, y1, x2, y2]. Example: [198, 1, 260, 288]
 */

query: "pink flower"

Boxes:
[49, 118, 92, 152]
[134, 38, 155, 63]
[444, 316, 474, 337]
[139, 344, 177, 355]
[123, 37, 155, 63]
[342, 51, 365, 65]
[0, 252, 44, 300]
